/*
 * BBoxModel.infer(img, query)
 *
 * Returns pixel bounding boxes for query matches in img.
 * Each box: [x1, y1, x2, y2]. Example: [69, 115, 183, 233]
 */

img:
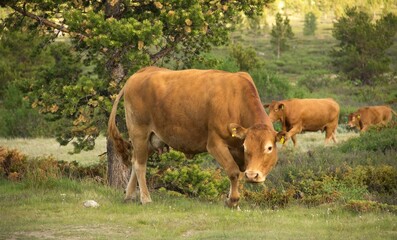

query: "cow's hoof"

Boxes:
[225, 198, 240, 209]
[123, 194, 138, 203]
[140, 197, 153, 205]
[123, 197, 137, 203]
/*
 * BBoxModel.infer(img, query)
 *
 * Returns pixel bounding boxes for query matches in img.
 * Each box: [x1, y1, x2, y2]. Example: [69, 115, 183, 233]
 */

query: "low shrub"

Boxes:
[249, 68, 292, 102]
[339, 127, 397, 153]
[0, 147, 106, 186]
[297, 70, 334, 93]
[147, 150, 229, 200]
[345, 200, 397, 214]
[242, 184, 295, 209]
[0, 147, 26, 181]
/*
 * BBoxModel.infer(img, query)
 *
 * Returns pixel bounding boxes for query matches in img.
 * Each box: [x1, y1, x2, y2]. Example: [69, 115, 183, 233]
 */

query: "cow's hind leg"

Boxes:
[207, 137, 241, 209]
[325, 125, 337, 144]
[130, 131, 152, 204]
[124, 168, 138, 202]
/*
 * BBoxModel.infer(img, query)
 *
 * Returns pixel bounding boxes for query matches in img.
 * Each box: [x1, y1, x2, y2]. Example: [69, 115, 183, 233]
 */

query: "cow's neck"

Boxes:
[247, 99, 272, 127]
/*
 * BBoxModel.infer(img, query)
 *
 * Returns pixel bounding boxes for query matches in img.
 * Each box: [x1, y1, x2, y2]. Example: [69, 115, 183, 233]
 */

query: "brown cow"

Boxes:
[108, 66, 286, 208]
[348, 105, 397, 132]
[264, 98, 340, 147]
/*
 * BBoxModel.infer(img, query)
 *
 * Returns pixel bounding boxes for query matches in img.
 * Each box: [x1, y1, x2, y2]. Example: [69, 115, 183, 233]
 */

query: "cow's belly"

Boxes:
[152, 125, 209, 154]
[302, 122, 327, 132]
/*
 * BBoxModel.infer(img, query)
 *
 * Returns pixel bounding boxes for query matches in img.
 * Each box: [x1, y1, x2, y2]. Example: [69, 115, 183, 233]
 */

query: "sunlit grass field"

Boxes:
[0, 136, 107, 165]
[5, 130, 395, 239]
[1, 177, 396, 240]
[0, 128, 359, 164]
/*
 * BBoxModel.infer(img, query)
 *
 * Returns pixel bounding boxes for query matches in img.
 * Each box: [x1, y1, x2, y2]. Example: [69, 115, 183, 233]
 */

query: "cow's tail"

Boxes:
[107, 87, 132, 167]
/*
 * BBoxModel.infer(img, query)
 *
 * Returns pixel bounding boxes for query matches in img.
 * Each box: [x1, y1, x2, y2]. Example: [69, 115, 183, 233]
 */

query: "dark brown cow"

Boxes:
[348, 105, 396, 132]
[264, 98, 340, 147]
[108, 66, 285, 208]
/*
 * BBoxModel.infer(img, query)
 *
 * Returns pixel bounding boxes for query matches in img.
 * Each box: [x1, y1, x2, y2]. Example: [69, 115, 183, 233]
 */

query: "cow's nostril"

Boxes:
[245, 171, 259, 180]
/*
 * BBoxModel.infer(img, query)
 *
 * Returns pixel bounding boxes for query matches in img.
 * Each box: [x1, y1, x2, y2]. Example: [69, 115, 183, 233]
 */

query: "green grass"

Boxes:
[1, 178, 396, 240]
[1, 130, 396, 239]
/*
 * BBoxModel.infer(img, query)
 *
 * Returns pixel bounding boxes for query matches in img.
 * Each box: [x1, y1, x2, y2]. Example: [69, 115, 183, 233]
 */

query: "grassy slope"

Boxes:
[1, 178, 396, 240]
[0, 137, 107, 165]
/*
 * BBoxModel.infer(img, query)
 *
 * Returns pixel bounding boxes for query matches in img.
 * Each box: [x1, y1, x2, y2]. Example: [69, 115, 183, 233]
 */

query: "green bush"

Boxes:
[0, 84, 58, 138]
[190, 52, 240, 73]
[147, 151, 229, 200]
[339, 127, 397, 153]
[297, 70, 334, 93]
[249, 68, 291, 102]
[229, 43, 262, 71]
[303, 12, 317, 36]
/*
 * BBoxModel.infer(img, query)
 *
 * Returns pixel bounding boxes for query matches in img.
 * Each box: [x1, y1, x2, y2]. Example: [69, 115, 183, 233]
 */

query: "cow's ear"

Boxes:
[263, 103, 270, 109]
[278, 103, 285, 110]
[275, 131, 287, 144]
[228, 123, 247, 140]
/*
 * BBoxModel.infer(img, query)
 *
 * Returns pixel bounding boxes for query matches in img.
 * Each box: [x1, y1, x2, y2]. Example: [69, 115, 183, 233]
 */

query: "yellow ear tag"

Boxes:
[280, 136, 285, 144]
[232, 128, 237, 138]
[357, 115, 361, 120]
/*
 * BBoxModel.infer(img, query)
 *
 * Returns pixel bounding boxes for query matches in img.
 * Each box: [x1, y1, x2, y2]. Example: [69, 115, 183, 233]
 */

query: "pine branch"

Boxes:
[8, 4, 86, 39]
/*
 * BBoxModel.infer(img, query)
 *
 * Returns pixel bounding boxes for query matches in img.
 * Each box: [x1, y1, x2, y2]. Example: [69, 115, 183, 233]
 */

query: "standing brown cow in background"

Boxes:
[108, 66, 286, 208]
[264, 98, 340, 147]
[348, 106, 397, 132]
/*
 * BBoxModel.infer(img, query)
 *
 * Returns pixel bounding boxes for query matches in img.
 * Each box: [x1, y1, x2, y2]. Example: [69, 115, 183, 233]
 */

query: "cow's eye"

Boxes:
[264, 144, 273, 153]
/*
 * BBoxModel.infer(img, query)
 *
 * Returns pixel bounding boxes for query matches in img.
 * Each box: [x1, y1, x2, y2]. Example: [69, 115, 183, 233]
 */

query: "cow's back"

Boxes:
[284, 98, 339, 131]
[123, 67, 269, 154]
[358, 106, 392, 124]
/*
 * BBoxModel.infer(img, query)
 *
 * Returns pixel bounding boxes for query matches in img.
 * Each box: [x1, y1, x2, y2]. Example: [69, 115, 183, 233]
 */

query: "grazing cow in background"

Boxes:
[108, 66, 286, 208]
[348, 105, 397, 132]
[264, 98, 340, 147]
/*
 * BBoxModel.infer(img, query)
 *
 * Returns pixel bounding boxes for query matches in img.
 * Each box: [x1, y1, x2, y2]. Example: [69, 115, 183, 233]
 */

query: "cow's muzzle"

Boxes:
[245, 171, 266, 183]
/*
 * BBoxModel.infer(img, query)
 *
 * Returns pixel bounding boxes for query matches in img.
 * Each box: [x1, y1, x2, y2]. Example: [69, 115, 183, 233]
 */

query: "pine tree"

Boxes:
[332, 7, 397, 85]
[270, 13, 294, 59]
[303, 12, 317, 36]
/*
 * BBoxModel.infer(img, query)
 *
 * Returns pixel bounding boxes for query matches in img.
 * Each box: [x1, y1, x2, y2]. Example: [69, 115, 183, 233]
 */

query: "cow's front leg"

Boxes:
[225, 172, 241, 209]
[286, 126, 302, 144]
[291, 135, 298, 147]
[207, 138, 241, 209]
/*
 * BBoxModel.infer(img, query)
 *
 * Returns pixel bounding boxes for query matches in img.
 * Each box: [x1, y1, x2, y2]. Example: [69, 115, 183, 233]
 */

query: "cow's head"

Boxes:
[228, 123, 286, 183]
[263, 101, 285, 123]
[348, 113, 361, 128]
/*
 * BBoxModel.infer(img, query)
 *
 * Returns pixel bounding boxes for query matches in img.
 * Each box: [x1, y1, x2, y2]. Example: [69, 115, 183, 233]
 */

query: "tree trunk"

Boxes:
[277, 43, 280, 59]
[104, 0, 130, 189]
[107, 138, 130, 189]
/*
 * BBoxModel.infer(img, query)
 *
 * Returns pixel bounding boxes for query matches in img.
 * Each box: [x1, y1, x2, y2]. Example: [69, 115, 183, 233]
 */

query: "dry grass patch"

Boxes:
[0, 137, 107, 165]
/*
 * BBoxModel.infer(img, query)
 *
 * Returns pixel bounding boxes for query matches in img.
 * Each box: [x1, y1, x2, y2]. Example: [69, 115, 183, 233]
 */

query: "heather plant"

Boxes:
[147, 150, 229, 200]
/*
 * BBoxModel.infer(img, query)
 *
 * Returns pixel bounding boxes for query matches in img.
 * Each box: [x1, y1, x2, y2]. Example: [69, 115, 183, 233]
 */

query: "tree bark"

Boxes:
[107, 138, 130, 189]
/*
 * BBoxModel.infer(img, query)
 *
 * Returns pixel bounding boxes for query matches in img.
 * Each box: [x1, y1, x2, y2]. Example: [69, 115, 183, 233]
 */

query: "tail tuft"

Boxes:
[107, 88, 132, 167]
